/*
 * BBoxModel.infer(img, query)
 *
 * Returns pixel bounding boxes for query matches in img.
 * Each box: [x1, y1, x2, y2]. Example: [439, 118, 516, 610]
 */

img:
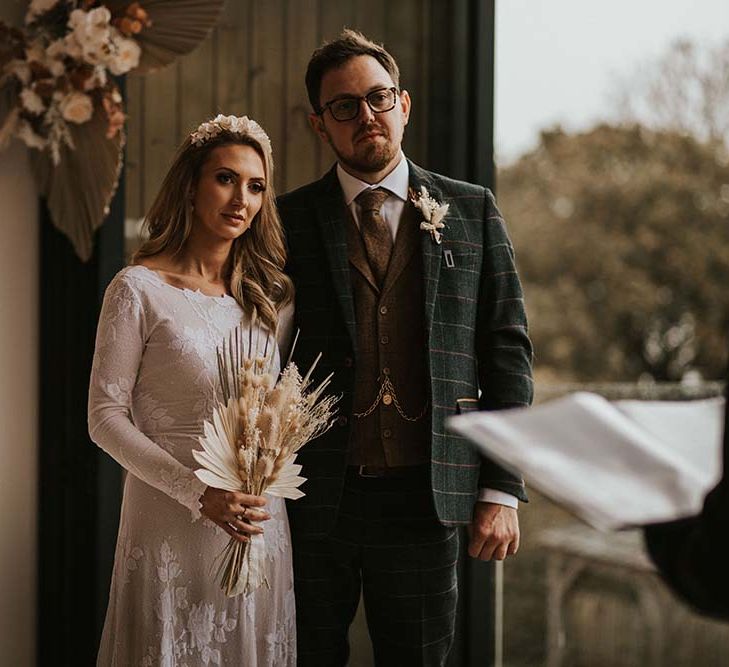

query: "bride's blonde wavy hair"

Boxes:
[133, 123, 293, 334]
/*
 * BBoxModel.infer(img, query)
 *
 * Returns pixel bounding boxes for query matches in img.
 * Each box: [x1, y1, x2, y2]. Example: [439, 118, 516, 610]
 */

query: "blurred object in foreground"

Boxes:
[540, 524, 729, 667]
[448, 393, 723, 530]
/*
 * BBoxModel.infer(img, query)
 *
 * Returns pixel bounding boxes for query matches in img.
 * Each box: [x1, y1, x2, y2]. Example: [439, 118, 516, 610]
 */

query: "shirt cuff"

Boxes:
[477, 488, 519, 509]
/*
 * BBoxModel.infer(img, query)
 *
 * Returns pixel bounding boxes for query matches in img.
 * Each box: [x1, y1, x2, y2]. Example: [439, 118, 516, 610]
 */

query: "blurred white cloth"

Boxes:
[447, 392, 724, 530]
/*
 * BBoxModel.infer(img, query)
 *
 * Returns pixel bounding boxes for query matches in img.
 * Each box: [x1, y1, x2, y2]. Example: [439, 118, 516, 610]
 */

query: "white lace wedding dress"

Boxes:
[88, 265, 296, 666]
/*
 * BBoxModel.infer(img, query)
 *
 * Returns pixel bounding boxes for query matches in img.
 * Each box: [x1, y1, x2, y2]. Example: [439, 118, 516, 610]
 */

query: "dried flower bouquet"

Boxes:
[193, 325, 337, 596]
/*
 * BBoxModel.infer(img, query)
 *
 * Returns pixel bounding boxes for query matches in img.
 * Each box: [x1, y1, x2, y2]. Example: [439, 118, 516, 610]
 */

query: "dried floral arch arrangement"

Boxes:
[0, 0, 225, 261]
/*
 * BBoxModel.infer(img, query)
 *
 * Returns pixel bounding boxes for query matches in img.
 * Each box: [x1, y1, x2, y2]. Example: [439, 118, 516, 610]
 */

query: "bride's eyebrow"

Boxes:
[214, 166, 238, 175]
[214, 166, 264, 177]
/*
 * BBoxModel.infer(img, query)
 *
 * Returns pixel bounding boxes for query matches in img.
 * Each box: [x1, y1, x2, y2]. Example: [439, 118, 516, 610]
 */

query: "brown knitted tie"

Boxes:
[356, 187, 393, 286]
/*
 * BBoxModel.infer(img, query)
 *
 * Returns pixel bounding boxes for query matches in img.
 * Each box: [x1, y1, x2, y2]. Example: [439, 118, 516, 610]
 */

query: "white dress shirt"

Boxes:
[335, 154, 518, 510]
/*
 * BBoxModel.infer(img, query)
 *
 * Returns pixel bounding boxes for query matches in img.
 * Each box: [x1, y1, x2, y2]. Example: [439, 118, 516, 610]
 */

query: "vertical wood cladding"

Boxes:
[124, 0, 434, 219]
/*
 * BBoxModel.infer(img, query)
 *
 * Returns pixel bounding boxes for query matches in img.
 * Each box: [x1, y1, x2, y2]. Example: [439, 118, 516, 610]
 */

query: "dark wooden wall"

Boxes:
[125, 0, 434, 219]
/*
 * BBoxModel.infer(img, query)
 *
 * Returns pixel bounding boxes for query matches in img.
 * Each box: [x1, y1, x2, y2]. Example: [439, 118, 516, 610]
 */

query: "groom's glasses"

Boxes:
[318, 87, 399, 122]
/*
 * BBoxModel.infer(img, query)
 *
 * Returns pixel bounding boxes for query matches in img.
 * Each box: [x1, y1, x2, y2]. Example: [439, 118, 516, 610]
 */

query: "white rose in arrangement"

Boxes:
[107, 35, 141, 75]
[59, 92, 94, 124]
[85, 8, 112, 45]
[68, 7, 112, 66]
[87, 6, 112, 28]
[20, 88, 45, 114]
[68, 6, 111, 36]
[17, 121, 47, 150]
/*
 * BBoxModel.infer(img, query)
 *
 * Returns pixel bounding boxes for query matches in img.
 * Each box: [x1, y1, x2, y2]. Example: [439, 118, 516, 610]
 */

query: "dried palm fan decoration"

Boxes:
[0, 0, 225, 261]
[105, 0, 225, 73]
[193, 324, 338, 596]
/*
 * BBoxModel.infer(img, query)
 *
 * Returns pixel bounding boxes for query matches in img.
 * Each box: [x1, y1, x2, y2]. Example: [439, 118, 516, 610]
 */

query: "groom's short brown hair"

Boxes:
[305, 29, 400, 112]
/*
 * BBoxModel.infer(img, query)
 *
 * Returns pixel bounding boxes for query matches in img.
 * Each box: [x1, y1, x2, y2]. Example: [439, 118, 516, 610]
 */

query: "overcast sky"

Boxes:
[495, 0, 728, 162]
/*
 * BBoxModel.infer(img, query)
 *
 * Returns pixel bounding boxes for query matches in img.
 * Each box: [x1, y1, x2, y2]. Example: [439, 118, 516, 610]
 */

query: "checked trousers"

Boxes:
[292, 466, 459, 666]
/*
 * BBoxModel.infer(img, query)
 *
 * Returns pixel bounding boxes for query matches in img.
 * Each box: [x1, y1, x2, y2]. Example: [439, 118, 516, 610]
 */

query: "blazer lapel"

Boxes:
[314, 168, 357, 344]
[346, 214, 379, 294]
[408, 160, 444, 334]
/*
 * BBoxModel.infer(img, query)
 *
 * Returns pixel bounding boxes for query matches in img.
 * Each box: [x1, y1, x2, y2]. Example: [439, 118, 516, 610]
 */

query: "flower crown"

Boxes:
[190, 114, 272, 155]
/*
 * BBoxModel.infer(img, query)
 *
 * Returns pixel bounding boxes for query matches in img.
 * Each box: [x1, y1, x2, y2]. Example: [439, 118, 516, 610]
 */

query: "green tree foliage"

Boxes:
[499, 124, 729, 381]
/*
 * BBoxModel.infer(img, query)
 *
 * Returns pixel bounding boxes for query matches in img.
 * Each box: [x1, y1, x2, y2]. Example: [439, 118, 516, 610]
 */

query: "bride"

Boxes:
[88, 114, 295, 665]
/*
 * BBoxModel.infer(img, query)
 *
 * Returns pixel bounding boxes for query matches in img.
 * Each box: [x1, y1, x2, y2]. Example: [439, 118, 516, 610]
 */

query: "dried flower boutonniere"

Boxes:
[410, 185, 449, 244]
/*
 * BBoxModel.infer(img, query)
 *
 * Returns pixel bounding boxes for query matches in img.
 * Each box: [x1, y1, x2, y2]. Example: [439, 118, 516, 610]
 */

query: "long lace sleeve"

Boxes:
[88, 275, 208, 520]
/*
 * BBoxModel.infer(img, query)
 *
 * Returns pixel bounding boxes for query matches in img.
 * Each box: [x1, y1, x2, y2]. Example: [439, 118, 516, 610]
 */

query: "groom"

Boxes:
[278, 30, 533, 665]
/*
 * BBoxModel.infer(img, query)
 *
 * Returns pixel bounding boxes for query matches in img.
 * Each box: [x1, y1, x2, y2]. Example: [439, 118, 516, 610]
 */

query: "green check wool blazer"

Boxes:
[278, 160, 533, 537]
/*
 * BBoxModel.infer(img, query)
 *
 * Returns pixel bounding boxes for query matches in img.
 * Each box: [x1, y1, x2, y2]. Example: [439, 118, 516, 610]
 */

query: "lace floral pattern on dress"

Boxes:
[91, 267, 295, 666]
[140, 541, 239, 666]
[121, 539, 144, 585]
[264, 589, 297, 663]
[160, 467, 205, 521]
[105, 377, 134, 405]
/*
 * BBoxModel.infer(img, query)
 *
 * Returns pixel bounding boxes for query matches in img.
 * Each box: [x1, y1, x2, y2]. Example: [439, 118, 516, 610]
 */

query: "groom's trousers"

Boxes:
[292, 465, 459, 667]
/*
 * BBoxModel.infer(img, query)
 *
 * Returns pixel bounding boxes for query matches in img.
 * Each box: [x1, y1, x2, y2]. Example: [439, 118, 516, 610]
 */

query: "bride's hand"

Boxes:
[199, 487, 271, 543]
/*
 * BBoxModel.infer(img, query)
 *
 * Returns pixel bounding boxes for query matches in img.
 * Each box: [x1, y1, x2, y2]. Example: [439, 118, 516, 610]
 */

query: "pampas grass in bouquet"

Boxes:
[192, 322, 338, 596]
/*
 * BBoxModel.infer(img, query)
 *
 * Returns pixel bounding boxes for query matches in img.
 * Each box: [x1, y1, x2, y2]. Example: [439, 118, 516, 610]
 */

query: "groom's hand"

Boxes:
[467, 502, 520, 561]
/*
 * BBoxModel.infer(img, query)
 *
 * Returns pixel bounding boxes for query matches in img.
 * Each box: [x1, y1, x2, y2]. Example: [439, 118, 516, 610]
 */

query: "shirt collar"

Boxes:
[336, 152, 409, 206]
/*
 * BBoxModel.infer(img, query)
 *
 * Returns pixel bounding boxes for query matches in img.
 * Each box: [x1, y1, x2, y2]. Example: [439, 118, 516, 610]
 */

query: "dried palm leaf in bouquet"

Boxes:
[193, 324, 338, 596]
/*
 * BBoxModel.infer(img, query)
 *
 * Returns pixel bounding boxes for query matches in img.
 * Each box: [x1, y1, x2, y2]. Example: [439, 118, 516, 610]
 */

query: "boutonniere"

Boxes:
[410, 186, 449, 244]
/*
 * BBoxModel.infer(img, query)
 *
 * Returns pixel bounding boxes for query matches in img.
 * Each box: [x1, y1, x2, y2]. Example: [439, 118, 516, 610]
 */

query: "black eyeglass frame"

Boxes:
[317, 87, 400, 122]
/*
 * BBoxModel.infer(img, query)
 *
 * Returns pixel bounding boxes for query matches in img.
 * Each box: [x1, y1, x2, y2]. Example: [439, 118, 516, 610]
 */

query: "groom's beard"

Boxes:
[329, 123, 399, 175]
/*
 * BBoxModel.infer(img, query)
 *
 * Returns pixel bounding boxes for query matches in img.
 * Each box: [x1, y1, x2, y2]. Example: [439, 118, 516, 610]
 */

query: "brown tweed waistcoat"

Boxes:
[346, 200, 431, 466]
